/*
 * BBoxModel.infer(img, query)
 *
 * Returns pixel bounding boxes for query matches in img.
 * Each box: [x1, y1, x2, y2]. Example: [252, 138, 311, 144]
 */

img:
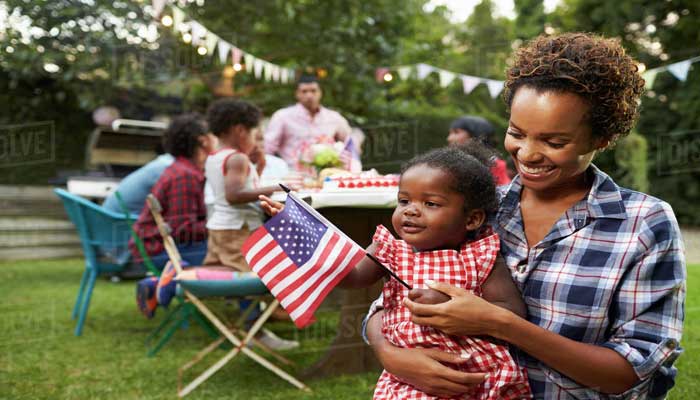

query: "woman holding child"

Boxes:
[362, 32, 686, 399]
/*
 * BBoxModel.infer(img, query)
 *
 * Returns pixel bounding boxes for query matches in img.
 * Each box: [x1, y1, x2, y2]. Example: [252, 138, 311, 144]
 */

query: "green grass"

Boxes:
[0, 259, 376, 399]
[0, 259, 697, 399]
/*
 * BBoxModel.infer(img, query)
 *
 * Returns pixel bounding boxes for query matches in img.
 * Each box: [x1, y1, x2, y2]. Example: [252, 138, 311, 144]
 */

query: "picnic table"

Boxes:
[271, 189, 396, 378]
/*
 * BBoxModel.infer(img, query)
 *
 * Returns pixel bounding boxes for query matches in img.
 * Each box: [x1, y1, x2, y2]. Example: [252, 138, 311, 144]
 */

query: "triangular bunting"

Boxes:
[486, 80, 503, 99]
[461, 75, 481, 94]
[162, 6, 299, 87]
[643, 69, 659, 90]
[416, 63, 434, 80]
[232, 47, 243, 65]
[438, 70, 456, 88]
[668, 60, 692, 81]
[263, 62, 273, 81]
[205, 31, 218, 55]
[189, 21, 206, 44]
[375, 67, 390, 83]
[397, 66, 412, 80]
[172, 7, 185, 31]
[152, 0, 166, 18]
[253, 58, 265, 78]
[280, 69, 288, 84]
[217, 41, 231, 64]
[244, 53, 255, 72]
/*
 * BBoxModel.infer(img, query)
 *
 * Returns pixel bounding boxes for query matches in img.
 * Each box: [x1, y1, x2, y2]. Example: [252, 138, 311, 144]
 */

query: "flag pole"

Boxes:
[279, 184, 412, 290]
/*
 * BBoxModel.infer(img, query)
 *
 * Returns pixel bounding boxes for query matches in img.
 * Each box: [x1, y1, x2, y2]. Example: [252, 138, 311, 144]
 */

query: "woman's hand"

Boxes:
[368, 311, 486, 398]
[404, 281, 509, 338]
[380, 345, 487, 398]
[258, 195, 284, 216]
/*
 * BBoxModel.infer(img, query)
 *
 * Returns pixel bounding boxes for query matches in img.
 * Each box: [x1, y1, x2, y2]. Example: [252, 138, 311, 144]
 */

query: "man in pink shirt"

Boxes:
[264, 75, 352, 167]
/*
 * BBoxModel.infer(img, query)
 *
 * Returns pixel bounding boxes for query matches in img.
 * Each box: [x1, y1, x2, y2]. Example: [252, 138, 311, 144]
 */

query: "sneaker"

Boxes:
[136, 276, 158, 319]
[255, 328, 299, 351]
[156, 260, 189, 308]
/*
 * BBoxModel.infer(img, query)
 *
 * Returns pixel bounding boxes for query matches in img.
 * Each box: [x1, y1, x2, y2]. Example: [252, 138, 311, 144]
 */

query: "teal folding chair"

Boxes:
[54, 188, 132, 336]
[146, 194, 309, 396]
[112, 191, 220, 356]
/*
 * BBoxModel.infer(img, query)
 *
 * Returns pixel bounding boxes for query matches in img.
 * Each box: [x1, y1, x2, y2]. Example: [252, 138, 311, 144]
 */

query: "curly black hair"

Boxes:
[503, 32, 645, 146]
[206, 98, 262, 136]
[162, 113, 208, 159]
[401, 142, 498, 218]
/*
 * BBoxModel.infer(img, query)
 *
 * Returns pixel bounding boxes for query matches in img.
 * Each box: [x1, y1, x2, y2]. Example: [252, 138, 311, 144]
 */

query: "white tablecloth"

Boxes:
[271, 189, 397, 209]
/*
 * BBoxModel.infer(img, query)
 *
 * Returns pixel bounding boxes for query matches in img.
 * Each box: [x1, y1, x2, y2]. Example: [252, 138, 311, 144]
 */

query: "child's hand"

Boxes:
[259, 195, 284, 216]
[409, 287, 451, 305]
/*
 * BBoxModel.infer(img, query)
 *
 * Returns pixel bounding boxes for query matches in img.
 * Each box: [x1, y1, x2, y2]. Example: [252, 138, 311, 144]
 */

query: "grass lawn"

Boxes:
[0, 259, 697, 399]
[0, 259, 376, 399]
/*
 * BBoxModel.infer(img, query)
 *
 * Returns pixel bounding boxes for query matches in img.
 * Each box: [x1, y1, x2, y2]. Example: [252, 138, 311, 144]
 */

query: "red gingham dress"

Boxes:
[372, 225, 531, 400]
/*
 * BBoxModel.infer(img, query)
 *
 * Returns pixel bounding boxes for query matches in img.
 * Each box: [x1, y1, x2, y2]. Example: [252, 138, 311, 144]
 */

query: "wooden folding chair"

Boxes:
[145, 194, 310, 397]
[112, 191, 220, 357]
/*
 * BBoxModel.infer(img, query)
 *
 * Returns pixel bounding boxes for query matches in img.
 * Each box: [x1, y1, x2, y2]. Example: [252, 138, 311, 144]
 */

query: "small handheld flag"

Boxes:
[278, 184, 411, 290]
[242, 187, 366, 328]
[243, 185, 410, 328]
[339, 137, 362, 173]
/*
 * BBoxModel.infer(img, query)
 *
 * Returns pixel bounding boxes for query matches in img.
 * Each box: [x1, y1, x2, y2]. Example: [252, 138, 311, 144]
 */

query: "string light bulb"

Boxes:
[182, 32, 192, 43]
[197, 46, 207, 55]
[161, 15, 173, 27]
[383, 72, 393, 82]
[233, 63, 243, 72]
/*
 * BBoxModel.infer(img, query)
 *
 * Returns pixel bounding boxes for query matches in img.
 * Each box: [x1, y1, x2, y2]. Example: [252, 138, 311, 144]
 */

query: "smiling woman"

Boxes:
[364, 32, 686, 400]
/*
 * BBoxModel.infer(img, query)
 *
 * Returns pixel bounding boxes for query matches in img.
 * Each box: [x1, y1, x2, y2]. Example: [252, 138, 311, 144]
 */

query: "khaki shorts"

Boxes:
[202, 228, 253, 271]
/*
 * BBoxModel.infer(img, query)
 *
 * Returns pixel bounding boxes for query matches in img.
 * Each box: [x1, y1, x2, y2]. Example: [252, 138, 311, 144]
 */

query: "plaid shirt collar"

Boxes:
[497, 164, 627, 244]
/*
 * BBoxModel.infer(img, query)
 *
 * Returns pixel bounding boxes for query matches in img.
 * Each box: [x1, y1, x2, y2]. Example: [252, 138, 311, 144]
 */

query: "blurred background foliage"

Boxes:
[1, 0, 699, 224]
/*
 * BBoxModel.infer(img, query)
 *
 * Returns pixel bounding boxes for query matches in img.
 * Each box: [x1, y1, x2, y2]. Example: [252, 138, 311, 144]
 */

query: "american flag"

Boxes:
[339, 137, 362, 173]
[242, 192, 366, 328]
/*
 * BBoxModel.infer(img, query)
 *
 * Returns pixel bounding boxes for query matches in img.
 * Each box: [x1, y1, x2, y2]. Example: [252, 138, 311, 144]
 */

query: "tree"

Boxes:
[553, 0, 700, 224]
[514, 0, 546, 40]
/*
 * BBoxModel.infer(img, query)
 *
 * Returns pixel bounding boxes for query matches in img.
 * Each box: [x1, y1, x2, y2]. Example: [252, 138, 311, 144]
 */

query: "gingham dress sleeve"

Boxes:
[463, 230, 501, 288]
[372, 225, 396, 267]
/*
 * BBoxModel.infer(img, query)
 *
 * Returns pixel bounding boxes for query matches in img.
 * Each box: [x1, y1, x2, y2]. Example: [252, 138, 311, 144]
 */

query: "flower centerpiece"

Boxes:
[298, 136, 346, 173]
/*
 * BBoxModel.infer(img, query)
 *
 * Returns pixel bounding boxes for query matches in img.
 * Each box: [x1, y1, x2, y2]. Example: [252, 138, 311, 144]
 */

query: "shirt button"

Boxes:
[667, 340, 678, 350]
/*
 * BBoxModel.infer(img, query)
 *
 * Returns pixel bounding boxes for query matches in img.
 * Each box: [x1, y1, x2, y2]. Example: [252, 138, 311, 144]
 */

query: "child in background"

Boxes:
[204, 98, 298, 350]
[129, 113, 214, 269]
[319, 143, 530, 399]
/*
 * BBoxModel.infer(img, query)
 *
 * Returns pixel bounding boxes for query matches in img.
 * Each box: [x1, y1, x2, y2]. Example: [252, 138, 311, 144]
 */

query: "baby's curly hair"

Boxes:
[401, 142, 498, 218]
[504, 32, 645, 146]
[162, 113, 208, 159]
[206, 98, 262, 136]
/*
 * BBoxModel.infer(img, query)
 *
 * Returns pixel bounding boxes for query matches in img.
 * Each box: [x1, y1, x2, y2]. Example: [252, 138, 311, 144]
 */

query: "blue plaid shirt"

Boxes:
[363, 165, 685, 399]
